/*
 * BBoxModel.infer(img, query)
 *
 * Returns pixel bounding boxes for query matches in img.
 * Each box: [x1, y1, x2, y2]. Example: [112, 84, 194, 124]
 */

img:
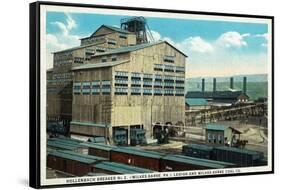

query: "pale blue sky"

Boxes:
[46, 11, 269, 77]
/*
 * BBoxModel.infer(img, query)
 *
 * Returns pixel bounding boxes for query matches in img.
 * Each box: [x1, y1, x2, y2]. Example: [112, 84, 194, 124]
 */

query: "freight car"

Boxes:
[182, 144, 265, 167]
[47, 150, 107, 176]
[47, 138, 88, 153]
[212, 146, 264, 167]
[110, 147, 165, 171]
[182, 144, 214, 160]
[160, 154, 234, 172]
[92, 161, 155, 175]
[81, 142, 116, 159]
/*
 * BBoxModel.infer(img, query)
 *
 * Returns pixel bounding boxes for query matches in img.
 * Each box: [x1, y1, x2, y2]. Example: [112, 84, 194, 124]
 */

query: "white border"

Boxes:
[39, 4, 273, 186]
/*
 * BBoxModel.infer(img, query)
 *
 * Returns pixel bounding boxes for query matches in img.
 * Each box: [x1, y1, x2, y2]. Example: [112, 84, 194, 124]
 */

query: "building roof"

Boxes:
[71, 60, 130, 71]
[94, 161, 154, 174]
[70, 121, 110, 128]
[204, 124, 229, 131]
[48, 151, 98, 164]
[112, 147, 166, 159]
[93, 40, 188, 57]
[185, 98, 208, 106]
[59, 150, 108, 161]
[184, 144, 214, 151]
[53, 42, 105, 54]
[47, 140, 84, 151]
[186, 91, 248, 100]
[214, 146, 263, 160]
[80, 142, 116, 151]
[162, 154, 232, 168]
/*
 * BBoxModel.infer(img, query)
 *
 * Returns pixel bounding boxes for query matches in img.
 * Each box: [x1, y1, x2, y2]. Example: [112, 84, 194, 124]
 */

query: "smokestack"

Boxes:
[230, 77, 234, 89]
[213, 78, 217, 92]
[202, 78, 205, 92]
[243, 76, 247, 94]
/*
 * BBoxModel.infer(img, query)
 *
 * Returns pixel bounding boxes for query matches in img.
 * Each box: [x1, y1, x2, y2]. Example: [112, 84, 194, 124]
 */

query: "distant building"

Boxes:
[185, 98, 210, 111]
[204, 124, 242, 146]
[186, 77, 250, 106]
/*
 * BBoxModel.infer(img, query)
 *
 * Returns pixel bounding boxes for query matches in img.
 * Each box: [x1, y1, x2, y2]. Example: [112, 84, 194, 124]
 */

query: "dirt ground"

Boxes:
[140, 116, 268, 157]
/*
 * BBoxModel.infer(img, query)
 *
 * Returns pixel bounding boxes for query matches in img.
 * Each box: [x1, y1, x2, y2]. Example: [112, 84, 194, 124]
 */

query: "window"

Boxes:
[101, 56, 107, 62]
[119, 34, 127, 39]
[207, 133, 212, 143]
[115, 88, 128, 95]
[175, 90, 184, 96]
[154, 81, 163, 88]
[96, 47, 105, 53]
[115, 71, 128, 79]
[175, 66, 185, 73]
[131, 88, 141, 95]
[218, 134, 222, 144]
[154, 89, 163, 96]
[164, 65, 175, 72]
[131, 80, 141, 87]
[175, 83, 185, 89]
[73, 82, 81, 95]
[92, 81, 100, 95]
[101, 88, 111, 95]
[74, 57, 84, 64]
[115, 79, 128, 87]
[92, 87, 100, 95]
[82, 82, 91, 94]
[107, 39, 117, 45]
[164, 89, 174, 96]
[154, 64, 163, 71]
[164, 82, 174, 89]
[111, 55, 117, 62]
[175, 77, 185, 84]
[164, 75, 174, 82]
[154, 75, 162, 81]
[131, 72, 142, 79]
[143, 81, 153, 87]
[143, 88, 152, 95]
[163, 55, 175, 63]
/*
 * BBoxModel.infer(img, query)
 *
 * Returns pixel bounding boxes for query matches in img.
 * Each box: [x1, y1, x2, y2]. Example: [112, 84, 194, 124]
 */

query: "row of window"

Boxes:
[154, 64, 185, 73]
[115, 72, 185, 82]
[73, 86, 184, 96]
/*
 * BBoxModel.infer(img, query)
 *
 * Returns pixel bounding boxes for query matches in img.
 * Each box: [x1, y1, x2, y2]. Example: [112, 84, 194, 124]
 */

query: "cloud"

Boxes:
[148, 30, 162, 42]
[47, 13, 81, 68]
[255, 33, 268, 47]
[183, 37, 214, 53]
[216, 31, 249, 48]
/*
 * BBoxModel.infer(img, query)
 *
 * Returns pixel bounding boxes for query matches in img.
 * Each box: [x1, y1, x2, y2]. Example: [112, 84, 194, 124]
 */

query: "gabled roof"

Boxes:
[84, 25, 131, 39]
[185, 98, 208, 106]
[93, 40, 188, 57]
[71, 60, 130, 71]
[204, 124, 229, 131]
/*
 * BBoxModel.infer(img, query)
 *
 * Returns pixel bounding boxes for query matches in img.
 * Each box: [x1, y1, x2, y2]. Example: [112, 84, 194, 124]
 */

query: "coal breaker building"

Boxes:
[47, 17, 187, 145]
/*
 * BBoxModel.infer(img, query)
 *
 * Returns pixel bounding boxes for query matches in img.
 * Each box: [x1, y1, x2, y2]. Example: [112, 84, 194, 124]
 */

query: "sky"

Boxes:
[46, 11, 269, 78]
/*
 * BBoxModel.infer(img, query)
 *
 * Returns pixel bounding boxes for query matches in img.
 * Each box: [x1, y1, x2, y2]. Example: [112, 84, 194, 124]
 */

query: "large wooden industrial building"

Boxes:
[47, 17, 187, 144]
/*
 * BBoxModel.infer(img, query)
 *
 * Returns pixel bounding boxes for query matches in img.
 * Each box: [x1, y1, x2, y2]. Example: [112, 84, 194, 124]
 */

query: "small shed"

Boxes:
[185, 98, 210, 111]
[204, 124, 242, 146]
